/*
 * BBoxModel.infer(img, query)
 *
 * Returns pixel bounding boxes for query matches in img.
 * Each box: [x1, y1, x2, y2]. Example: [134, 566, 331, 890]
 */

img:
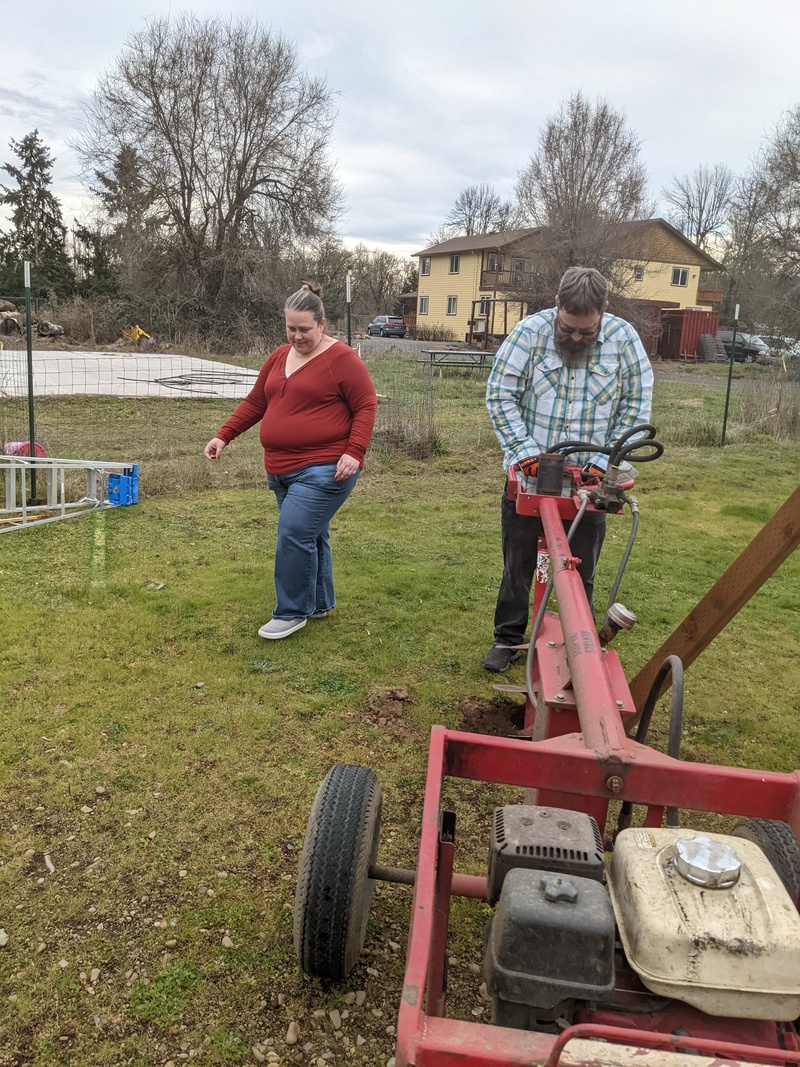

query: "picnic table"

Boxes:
[416, 349, 493, 372]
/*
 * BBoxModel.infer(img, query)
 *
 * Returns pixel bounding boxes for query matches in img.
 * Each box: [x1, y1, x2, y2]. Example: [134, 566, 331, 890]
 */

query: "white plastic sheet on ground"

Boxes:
[0, 351, 258, 399]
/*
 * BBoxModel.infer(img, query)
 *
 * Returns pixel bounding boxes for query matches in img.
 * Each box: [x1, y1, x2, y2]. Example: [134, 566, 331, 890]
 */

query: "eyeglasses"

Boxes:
[555, 313, 602, 338]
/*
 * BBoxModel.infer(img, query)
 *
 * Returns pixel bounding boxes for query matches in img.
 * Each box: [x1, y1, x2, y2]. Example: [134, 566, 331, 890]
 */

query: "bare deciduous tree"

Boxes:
[75, 14, 343, 308]
[719, 106, 800, 337]
[292, 239, 412, 327]
[763, 103, 800, 277]
[514, 92, 652, 302]
[343, 243, 412, 326]
[445, 183, 519, 237]
[662, 164, 733, 251]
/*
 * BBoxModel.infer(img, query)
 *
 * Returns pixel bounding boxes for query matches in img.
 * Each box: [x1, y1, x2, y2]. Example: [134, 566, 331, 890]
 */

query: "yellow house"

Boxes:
[414, 219, 723, 342]
[619, 219, 724, 310]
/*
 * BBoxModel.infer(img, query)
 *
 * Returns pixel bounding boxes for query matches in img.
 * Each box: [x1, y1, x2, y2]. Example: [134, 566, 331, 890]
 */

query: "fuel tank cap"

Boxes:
[674, 834, 741, 889]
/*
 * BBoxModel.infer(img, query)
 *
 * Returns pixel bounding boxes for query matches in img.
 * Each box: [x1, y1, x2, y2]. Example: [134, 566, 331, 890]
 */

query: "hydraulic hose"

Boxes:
[543, 424, 663, 468]
[607, 424, 663, 468]
[617, 655, 685, 834]
[606, 496, 640, 614]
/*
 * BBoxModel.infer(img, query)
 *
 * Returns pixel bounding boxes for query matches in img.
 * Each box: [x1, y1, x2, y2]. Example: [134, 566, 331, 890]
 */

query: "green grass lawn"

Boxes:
[1, 363, 799, 1064]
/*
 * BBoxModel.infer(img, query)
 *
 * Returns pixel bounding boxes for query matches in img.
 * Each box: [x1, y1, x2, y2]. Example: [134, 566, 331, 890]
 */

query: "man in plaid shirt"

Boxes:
[483, 267, 653, 673]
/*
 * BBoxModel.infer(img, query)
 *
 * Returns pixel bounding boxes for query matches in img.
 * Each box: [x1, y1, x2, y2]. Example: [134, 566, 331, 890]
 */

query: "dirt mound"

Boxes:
[458, 697, 525, 736]
[363, 687, 417, 737]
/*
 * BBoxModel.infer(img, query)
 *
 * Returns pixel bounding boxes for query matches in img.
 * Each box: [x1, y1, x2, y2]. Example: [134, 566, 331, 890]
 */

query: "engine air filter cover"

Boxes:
[484, 867, 615, 1012]
[488, 805, 604, 905]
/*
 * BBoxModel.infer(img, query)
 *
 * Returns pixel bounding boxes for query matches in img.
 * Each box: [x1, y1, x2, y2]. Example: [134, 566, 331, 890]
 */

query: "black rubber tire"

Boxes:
[294, 764, 382, 981]
[731, 818, 800, 901]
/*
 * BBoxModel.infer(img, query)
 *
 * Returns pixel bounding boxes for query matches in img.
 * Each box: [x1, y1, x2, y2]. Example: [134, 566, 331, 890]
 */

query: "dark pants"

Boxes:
[493, 485, 607, 647]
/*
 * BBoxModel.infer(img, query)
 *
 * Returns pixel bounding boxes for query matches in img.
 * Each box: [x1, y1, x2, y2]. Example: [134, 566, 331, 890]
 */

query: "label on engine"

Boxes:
[632, 828, 658, 849]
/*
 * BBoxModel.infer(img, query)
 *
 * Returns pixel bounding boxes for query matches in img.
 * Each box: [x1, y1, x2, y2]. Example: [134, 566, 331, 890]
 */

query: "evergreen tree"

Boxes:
[91, 145, 164, 296]
[74, 224, 119, 298]
[0, 130, 74, 298]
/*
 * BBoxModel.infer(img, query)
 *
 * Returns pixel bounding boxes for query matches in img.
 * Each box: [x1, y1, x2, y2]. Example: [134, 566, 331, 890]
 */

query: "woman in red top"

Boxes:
[204, 285, 378, 639]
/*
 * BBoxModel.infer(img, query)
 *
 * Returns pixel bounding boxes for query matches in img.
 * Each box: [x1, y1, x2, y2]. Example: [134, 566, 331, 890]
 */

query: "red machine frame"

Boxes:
[394, 470, 800, 1067]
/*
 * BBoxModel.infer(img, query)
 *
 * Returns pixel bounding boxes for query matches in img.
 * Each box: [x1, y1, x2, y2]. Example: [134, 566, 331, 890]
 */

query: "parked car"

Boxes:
[715, 330, 772, 363]
[367, 315, 407, 338]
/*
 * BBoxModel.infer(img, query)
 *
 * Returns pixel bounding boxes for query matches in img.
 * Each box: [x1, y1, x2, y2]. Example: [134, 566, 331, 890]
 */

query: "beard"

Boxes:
[556, 336, 595, 366]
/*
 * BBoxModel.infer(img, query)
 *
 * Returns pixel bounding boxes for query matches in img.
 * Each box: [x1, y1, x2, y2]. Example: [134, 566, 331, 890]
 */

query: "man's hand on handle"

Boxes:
[518, 455, 539, 479]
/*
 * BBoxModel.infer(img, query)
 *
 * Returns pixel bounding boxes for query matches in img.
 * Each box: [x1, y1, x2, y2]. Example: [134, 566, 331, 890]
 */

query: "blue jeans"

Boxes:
[266, 463, 359, 619]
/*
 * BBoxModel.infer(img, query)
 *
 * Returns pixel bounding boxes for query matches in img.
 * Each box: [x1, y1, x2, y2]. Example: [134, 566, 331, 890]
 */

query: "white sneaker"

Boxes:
[258, 617, 307, 640]
[309, 610, 330, 619]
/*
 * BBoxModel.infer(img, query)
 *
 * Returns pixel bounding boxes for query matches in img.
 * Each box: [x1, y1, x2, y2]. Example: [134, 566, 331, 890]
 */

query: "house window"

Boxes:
[633, 265, 644, 282]
[672, 267, 689, 287]
[420, 257, 431, 276]
[418, 295, 429, 315]
[449, 254, 460, 274]
[446, 296, 458, 316]
[486, 253, 503, 272]
[478, 296, 490, 316]
[511, 256, 533, 275]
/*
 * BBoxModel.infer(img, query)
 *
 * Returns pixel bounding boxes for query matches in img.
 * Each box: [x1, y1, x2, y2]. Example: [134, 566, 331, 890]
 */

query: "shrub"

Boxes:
[738, 370, 800, 441]
[409, 324, 457, 343]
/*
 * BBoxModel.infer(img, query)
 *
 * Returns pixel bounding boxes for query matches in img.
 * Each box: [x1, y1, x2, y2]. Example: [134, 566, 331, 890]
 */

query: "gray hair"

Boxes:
[557, 267, 609, 316]
[285, 283, 325, 324]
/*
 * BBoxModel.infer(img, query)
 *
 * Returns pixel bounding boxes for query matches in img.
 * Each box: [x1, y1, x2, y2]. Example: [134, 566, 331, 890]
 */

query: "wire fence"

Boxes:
[0, 337, 439, 499]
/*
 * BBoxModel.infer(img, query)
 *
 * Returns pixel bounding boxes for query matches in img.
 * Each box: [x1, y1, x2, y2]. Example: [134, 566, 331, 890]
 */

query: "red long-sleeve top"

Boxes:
[216, 342, 378, 475]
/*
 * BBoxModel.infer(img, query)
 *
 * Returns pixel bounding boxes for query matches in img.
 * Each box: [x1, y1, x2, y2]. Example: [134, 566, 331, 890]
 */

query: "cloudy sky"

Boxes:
[2, 0, 800, 259]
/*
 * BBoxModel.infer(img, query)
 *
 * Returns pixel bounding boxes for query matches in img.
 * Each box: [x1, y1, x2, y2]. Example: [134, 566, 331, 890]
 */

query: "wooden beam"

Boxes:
[628, 484, 800, 726]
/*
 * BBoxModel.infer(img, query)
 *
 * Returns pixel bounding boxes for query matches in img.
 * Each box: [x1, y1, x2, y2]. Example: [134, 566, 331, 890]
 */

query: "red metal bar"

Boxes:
[396, 727, 447, 1066]
[426, 815, 455, 1018]
[538, 496, 631, 761]
[450, 873, 486, 899]
[544, 1023, 800, 1067]
[643, 805, 666, 828]
[442, 730, 800, 829]
[404, 1015, 799, 1067]
[407, 1016, 552, 1065]
[369, 865, 486, 900]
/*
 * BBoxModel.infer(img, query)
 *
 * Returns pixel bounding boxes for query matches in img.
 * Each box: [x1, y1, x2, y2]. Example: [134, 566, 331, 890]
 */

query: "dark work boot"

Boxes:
[482, 643, 522, 673]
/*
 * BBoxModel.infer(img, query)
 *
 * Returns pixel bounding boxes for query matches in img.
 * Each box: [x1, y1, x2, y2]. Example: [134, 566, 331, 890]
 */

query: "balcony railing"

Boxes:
[696, 289, 723, 304]
[480, 269, 535, 291]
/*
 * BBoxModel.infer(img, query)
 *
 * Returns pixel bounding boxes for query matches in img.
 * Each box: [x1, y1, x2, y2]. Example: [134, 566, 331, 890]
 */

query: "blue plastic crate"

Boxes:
[108, 464, 139, 507]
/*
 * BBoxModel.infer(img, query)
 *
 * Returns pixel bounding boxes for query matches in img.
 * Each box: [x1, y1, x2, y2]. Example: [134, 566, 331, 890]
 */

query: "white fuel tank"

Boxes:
[608, 827, 800, 1019]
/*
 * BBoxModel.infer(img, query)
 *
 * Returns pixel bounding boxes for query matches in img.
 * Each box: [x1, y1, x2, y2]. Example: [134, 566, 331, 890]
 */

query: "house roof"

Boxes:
[414, 228, 538, 257]
[414, 218, 723, 270]
[618, 219, 724, 271]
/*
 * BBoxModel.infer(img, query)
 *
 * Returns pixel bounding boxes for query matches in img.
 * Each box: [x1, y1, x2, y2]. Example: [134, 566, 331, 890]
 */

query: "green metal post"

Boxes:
[721, 305, 739, 447]
[346, 269, 352, 349]
[24, 261, 36, 500]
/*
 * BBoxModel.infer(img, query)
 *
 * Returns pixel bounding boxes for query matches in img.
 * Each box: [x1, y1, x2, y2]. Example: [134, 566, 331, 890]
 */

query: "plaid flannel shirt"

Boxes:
[485, 307, 653, 472]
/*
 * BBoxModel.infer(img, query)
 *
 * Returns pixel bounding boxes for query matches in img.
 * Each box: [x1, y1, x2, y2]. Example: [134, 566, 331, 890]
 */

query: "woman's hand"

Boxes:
[204, 437, 226, 461]
[334, 453, 360, 481]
